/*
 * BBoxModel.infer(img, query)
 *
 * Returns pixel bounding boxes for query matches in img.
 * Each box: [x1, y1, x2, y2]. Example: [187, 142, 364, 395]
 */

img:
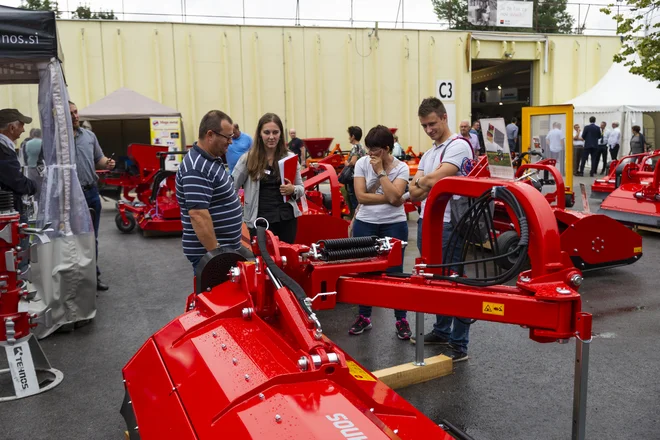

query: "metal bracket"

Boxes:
[4, 250, 15, 272]
[20, 222, 53, 245]
[0, 223, 12, 245]
[30, 308, 53, 328]
[5, 318, 16, 345]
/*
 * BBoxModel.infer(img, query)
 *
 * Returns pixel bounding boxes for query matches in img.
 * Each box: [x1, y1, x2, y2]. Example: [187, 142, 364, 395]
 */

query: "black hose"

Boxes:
[424, 186, 530, 288]
[318, 236, 378, 250]
[256, 226, 310, 312]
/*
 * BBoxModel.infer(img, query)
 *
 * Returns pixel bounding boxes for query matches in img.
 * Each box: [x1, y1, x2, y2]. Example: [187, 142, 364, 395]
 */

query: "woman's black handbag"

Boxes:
[337, 165, 354, 185]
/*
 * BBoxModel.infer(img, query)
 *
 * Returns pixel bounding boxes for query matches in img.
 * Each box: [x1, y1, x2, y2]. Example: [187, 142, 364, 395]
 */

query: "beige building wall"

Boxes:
[1, 20, 620, 152]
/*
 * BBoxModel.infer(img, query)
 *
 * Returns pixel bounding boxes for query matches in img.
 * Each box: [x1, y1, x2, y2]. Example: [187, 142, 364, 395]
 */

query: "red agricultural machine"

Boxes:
[590, 151, 658, 200]
[597, 150, 660, 228]
[98, 144, 170, 203]
[115, 151, 187, 234]
[121, 176, 593, 440]
[469, 156, 642, 272]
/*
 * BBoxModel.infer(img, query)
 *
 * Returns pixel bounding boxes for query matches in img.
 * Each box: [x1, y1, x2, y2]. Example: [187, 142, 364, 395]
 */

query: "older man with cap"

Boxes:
[0, 108, 37, 216]
[69, 101, 115, 291]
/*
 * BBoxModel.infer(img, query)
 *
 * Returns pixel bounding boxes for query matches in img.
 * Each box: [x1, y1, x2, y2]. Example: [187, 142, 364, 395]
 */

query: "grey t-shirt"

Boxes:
[418, 134, 473, 222]
[74, 127, 104, 186]
[354, 156, 409, 224]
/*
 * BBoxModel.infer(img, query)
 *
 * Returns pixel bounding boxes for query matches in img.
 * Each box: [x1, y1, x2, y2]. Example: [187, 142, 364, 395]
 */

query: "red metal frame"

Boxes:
[591, 152, 655, 198]
[123, 177, 593, 439]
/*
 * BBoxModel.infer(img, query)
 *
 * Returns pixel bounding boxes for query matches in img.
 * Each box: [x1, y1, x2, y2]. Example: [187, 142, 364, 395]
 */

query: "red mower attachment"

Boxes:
[115, 151, 187, 235]
[122, 176, 593, 440]
[590, 152, 656, 200]
[598, 151, 660, 228]
[99, 144, 170, 203]
[470, 156, 643, 272]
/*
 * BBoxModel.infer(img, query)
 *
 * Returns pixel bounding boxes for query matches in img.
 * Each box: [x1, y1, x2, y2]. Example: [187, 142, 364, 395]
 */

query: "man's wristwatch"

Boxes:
[377, 170, 387, 179]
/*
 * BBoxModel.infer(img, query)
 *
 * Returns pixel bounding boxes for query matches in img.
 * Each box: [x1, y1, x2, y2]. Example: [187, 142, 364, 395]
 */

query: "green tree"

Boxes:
[19, 0, 61, 18]
[432, 0, 575, 34]
[602, 1, 660, 84]
[72, 4, 117, 20]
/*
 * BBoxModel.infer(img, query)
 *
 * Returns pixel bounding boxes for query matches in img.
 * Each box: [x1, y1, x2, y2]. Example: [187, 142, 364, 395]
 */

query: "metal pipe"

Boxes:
[571, 336, 590, 440]
[413, 312, 425, 366]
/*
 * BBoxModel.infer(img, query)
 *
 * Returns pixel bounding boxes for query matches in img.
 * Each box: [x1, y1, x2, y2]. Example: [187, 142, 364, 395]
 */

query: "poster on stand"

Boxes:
[479, 118, 514, 179]
[150, 117, 182, 171]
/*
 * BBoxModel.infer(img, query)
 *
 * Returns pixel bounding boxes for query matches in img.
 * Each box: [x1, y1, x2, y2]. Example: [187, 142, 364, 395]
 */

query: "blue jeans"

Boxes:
[418, 217, 470, 353]
[354, 219, 408, 320]
[346, 183, 359, 211]
[84, 185, 102, 277]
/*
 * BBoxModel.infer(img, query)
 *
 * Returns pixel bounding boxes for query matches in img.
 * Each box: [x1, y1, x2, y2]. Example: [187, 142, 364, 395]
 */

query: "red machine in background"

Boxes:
[304, 137, 336, 168]
[115, 151, 187, 234]
[590, 151, 658, 200]
[98, 144, 170, 202]
[468, 156, 643, 272]
[598, 150, 660, 227]
[122, 177, 593, 440]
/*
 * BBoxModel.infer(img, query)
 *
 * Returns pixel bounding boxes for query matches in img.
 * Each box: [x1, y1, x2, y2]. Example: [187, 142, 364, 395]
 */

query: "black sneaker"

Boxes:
[348, 315, 372, 335]
[445, 347, 469, 363]
[395, 319, 412, 340]
[410, 332, 450, 345]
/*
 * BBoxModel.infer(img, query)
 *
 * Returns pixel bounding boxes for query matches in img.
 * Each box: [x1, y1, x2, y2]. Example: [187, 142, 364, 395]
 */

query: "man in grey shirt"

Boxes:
[70, 101, 115, 291]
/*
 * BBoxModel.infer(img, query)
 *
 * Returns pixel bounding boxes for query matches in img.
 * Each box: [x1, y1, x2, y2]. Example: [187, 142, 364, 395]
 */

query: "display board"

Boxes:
[150, 116, 182, 171]
[480, 117, 515, 179]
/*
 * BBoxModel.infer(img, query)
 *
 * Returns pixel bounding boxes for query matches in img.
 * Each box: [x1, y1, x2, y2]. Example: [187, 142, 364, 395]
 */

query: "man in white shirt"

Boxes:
[409, 97, 473, 363]
[608, 121, 621, 162]
[460, 120, 480, 157]
[546, 122, 565, 175]
[506, 117, 519, 153]
[597, 121, 612, 175]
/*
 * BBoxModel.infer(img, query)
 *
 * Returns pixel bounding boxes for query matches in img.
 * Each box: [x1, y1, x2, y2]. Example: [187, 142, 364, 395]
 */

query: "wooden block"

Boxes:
[372, 354, 453, 390]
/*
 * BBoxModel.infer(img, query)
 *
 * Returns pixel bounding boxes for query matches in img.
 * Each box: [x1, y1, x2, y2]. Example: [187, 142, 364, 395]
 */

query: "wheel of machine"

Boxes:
[565, 193, 575, 208]
[495, 230, 521, 270]
[115, 212, 136, 233]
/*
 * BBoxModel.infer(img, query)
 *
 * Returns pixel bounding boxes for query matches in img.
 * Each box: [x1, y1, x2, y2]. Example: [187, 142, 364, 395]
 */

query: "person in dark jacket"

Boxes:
[578, 116, 602, 177]
[0, 109, 37, 215]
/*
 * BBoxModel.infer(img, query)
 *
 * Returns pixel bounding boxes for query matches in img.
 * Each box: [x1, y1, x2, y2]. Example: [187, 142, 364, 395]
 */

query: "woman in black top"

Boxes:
[232, 113, 304, 244]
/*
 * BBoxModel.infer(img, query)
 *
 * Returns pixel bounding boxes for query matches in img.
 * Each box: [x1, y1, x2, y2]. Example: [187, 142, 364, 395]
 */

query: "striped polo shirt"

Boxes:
[175, 144, 243, 258]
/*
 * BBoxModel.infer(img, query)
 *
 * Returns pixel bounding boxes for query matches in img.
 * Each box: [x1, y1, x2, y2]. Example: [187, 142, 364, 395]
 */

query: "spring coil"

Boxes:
[0, 190, 14, 212]
[323, 246, 378, 261]
[318, 236, 378, 250]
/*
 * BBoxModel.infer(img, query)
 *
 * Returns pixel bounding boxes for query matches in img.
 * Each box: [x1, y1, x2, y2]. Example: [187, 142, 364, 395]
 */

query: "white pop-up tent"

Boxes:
[567, 61, 660, 155]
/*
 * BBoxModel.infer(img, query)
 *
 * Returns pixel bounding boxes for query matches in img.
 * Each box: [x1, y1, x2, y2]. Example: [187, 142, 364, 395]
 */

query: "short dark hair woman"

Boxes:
[232, 113, 304, 243]
[630, 125, 648, 155]
[347, 125, 411, 340]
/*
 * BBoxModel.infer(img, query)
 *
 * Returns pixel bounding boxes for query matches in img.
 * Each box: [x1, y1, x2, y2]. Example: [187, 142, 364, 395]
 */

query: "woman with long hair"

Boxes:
[232, 113, 304, 243]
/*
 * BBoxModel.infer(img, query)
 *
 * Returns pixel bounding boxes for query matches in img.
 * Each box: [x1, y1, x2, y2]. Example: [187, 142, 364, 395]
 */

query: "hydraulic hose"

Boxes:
[423, 186, 529, 287]
[256, 226, 312, 314]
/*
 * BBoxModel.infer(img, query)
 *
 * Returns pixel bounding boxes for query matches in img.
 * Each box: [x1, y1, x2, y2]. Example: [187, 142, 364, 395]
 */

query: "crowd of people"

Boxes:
[174, 97, 474, 362]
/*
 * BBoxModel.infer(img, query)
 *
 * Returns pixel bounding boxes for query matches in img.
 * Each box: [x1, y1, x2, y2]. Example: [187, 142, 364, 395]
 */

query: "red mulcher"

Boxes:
[122, 176, 593, 440]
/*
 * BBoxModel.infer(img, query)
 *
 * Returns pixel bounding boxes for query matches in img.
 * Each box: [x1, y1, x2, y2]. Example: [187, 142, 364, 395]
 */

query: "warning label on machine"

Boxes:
[483, 302, 505, 316]
[634, 246, 642, 253]
[346, 361, 376, 381]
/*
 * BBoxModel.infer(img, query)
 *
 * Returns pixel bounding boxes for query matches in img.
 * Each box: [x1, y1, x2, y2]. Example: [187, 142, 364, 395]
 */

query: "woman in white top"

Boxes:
[347, 125, 411, 340]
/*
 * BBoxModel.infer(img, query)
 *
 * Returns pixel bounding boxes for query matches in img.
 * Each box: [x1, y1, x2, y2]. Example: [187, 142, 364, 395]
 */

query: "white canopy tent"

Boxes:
[567, 61, 660, 156]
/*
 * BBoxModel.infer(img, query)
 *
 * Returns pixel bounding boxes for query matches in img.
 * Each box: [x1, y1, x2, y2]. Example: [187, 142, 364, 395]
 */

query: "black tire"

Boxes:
[565, 193, 575, 208]
[115, 212, 136, 233]
[495, 230, 521, 270]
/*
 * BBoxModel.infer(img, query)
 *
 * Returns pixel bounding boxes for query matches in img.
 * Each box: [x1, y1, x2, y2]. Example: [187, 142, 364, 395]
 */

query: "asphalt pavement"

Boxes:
[1, 174, 659, 440]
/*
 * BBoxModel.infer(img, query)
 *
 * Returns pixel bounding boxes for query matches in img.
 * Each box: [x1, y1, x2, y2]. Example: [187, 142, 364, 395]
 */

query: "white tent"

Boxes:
[567, 61, 660, 155]
[78, 87, 181, 120]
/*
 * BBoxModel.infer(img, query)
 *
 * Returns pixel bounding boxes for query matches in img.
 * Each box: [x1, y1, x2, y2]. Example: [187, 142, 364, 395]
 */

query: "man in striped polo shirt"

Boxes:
[176, 110, 243, 270]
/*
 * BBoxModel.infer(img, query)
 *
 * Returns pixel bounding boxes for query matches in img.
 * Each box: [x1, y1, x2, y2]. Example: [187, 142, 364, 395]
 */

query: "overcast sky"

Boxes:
[3, 0, 633, 35]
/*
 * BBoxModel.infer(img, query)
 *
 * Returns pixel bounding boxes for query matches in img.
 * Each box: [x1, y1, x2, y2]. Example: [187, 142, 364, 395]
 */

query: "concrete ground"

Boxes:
[2, 174, 659, 439]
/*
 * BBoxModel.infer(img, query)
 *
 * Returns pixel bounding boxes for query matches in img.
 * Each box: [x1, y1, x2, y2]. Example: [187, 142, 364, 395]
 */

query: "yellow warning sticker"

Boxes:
[346, 360, 376, 382]
[483, 302, 505, 316]
[634, 246, 642, 253]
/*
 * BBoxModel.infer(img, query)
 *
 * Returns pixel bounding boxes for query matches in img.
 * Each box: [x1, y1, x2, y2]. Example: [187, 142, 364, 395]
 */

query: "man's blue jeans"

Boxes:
[354, 219, 408, 320]
[417, 217, 470, 353]
[84, 185, 102, 278]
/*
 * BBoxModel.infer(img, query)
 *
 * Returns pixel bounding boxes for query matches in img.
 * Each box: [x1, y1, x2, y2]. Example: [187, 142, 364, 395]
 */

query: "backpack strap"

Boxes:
[439, 135, 475, 162]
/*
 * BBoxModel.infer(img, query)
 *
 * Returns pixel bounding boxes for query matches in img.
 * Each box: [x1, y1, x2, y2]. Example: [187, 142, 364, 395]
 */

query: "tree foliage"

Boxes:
[19, 0, 61, 18]
[72, 5, 117, 20]
[432, 0, 575, 34]
[602, 0, 660, 84]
